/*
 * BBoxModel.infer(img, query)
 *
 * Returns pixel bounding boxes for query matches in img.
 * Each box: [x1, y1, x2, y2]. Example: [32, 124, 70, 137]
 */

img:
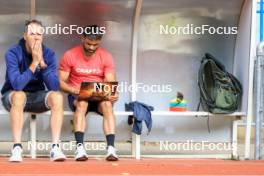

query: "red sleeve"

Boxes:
[59, 51, 73, 72]
[103, 52, 115, 74]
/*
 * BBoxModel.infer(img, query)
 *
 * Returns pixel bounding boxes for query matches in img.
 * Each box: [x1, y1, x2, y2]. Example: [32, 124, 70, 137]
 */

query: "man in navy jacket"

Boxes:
[1, 19, 66, 162]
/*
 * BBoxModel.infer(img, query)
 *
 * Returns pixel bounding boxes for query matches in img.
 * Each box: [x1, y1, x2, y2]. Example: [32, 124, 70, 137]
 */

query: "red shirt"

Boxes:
[59, 45, 115, 89]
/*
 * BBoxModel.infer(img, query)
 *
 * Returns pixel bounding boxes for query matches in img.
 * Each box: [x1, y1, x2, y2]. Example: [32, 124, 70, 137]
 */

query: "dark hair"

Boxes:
[82, 25, 103, 40]
[24, 19, 43, 32]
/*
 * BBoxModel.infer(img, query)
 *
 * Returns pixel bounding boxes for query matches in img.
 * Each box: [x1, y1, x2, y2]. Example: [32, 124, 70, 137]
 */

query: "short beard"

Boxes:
[83, 45, 96, 56]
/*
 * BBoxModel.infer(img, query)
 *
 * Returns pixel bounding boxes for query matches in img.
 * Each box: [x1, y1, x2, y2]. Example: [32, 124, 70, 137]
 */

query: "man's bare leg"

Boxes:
[98, 101, 118, 161]
[73, 100, 89, 161]
[98, 101, 115, 135]
[10, 91, 26, 144]
[47, 91, 66, 161]
[9, 91, 26, 162]
[74, 100, 88, 132]
[47, 91, 64, 144]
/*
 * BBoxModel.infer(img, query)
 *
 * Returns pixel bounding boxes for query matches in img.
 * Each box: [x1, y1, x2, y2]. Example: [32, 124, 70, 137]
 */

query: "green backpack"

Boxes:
[198, 53, 242, 114]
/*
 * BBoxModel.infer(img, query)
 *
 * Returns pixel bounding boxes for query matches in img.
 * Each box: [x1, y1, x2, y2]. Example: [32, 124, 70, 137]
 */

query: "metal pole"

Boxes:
[30, 114, 37, 159]
[244, 0, 258, 160]
[131, 0, 143, 160]
[260, 0, 264, 41]
[255, 42, 264, 160]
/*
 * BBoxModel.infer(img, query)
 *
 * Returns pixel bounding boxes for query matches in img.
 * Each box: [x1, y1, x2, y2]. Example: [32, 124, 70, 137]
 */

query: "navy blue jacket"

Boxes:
[125, 101, 154, 135]
[1, 39, 59, 95]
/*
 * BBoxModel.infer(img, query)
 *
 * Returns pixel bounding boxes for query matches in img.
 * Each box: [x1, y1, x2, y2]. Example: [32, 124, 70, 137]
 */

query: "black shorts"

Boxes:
[1, 90, 51, 113]
[68, 94, 102, 115]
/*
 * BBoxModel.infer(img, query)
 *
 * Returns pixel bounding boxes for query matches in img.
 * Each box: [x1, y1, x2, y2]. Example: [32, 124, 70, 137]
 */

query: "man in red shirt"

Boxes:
[59, 25, 119, 161]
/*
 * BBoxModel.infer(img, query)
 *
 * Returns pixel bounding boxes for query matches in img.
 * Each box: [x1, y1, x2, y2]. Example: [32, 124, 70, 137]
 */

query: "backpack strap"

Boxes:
[198, 58, 216, 108]
[228, 73, 243, 94]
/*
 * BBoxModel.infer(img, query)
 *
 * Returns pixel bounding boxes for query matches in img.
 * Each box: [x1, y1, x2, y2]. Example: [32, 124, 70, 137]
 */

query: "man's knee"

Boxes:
[75, 101, 88, 113]
[100, 101, 113, 113]
[48, 91, 63, 108]
[11, 91, 26, 106]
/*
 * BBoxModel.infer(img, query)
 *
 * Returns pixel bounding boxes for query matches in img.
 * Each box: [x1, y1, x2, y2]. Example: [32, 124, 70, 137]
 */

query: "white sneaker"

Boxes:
[9, 146, 23, 162]
[50, 146, 66, 162]
[106, 146, 118, 161]
[75, 144, 88, 161]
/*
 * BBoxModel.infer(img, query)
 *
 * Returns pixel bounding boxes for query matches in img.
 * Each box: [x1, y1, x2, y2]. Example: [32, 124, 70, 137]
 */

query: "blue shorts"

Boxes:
[1, 90, 51, 113]
[68, 94, 102, 115]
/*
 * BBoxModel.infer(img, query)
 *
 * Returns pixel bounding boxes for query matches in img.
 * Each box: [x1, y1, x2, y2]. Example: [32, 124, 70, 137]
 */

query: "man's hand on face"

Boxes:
[39, 59, 47, 69]
[31, 40, 47, 69]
